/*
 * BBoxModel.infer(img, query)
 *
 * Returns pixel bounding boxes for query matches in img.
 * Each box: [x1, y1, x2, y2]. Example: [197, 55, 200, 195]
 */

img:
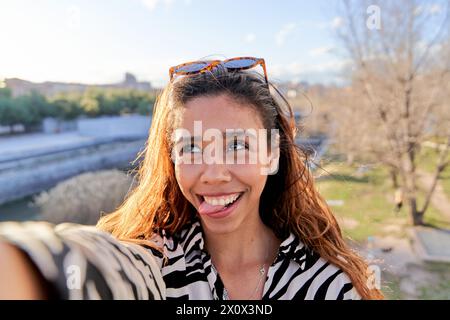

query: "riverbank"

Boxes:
[0, 195, 41, 222]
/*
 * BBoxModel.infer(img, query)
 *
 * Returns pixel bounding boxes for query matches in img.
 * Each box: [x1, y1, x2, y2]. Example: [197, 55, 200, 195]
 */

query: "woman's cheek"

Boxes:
[233, 164, 267, 188]
[175, 164, 201, 198]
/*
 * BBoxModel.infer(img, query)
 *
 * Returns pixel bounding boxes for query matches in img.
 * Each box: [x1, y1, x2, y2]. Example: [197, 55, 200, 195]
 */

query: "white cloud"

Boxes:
[269, 59, 350, 83]
[141, 0, 174, 12]
[275, 23, 296, 46]
[309, 46, 334, 57]
[244, 33, 256, 43]
[414, 5, 423, 16]
[66, 5, 81, 31]
[315, 21, 332, 30]
[302, 60, 348, 73]
[429, 4, 442, 14]
[142, 0, 159, 11]
[331, 16, 344, 29]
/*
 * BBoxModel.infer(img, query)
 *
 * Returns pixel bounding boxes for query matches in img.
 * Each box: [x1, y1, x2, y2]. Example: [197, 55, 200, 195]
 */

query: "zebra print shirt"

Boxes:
[0, 220, 360, 300]
[151, 220, 360, 300]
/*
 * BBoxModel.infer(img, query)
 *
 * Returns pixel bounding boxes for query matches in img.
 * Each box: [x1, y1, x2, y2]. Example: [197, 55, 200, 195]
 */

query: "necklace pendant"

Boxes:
[223, 288, 229, 300]
[259, 266, 265, 275]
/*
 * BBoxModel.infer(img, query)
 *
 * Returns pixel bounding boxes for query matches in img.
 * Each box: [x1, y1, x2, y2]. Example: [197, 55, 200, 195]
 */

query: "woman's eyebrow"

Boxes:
[224, 130, 257, 140]
[174, 136, 201, 145]
[175, 131, 257, 145]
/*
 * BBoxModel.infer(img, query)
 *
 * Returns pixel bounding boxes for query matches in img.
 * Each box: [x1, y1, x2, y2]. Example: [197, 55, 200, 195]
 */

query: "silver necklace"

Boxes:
[212, 250, 270, 300]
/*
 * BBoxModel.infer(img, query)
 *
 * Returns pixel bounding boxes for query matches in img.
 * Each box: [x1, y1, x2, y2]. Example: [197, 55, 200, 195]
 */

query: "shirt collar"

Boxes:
[178, 219, 311, 265]
[277, 232, 311, 264]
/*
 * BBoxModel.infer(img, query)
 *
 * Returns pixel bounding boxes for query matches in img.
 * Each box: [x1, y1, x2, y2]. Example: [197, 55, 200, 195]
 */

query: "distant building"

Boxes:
[277, 80, 310, 97]
[5, 73, 152, 97]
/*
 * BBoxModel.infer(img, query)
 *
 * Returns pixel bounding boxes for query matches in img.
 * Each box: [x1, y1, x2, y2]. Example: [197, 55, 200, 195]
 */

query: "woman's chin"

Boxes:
[198, 210, 243, 235]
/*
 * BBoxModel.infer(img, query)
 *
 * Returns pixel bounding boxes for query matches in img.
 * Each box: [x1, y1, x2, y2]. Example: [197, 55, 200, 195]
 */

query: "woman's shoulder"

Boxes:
[151, 219, 204, 251]
[312, 257, 362, 300]
[277, 233, 361, 300]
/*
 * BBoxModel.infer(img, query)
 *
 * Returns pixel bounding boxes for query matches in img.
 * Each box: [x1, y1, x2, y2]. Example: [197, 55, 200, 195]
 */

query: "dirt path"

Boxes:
[417, 169, 450, 221]
[356, 234, 449, 299]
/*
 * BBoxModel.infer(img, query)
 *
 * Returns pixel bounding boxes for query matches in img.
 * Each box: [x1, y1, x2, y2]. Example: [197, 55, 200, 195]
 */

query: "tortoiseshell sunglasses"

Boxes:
[169, 57, 268, 84]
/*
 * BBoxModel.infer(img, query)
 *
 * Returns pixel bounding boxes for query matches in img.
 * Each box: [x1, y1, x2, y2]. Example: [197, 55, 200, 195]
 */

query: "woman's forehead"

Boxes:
[180, 94, 264, 130]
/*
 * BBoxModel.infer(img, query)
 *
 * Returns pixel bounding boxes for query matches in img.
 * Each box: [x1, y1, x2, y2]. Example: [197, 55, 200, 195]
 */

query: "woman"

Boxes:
[0, 57, 383, 300]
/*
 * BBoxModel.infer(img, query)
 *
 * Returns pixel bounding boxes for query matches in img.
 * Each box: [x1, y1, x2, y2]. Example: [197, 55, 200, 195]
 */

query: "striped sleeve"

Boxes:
[304, 260, 362, 300]
[0, 221, 166, 300]
[329, 272, 361, 300]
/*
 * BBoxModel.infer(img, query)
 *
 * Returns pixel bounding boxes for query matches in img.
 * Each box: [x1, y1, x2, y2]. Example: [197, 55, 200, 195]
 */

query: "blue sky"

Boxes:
[0, 0, 346, 87]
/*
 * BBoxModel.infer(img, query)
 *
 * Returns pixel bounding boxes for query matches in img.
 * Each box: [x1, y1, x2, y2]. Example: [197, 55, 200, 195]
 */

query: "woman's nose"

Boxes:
[199, 164, 232, 184]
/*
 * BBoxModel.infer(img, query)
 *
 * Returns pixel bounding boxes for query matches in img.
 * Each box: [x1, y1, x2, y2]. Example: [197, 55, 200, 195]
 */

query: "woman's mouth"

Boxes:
[196, 192, 244, 218]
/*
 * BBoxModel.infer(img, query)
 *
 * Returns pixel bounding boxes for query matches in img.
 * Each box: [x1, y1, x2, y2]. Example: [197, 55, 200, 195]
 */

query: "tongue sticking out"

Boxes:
[198, 201, 226, 215]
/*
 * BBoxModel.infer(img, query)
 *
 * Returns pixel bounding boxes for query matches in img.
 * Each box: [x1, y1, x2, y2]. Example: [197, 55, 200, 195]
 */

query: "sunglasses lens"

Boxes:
[175, 62, 209, 73]
[224, 58, 257, 69]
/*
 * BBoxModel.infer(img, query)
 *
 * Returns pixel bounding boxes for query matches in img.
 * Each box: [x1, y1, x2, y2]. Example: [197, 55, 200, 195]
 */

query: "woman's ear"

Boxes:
[261, 132, 280, 176]
[267, 150, 280, 175]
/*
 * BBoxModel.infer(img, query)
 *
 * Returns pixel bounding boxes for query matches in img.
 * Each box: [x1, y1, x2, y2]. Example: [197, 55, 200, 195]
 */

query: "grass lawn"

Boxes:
[315, 163, 396, 242]
[314, 158, 450, 300]
[417, 145, 450, 198]
[380, 272, 403, 300]
[419, 262, 450, 299]
[440, 169, 450, 199]
[315, 156, 450, 242]
[315, 161, 450, 243]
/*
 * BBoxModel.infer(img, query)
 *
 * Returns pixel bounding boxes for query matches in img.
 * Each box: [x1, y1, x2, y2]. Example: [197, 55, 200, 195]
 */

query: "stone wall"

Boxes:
[0, 115, 153, 205]
[77, 115, 151, 138]
[0, 139, 145, 205]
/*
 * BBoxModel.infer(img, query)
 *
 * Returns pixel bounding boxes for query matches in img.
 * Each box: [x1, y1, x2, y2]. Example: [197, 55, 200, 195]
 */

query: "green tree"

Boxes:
[50, 97, 83, 120]
[80, 89, 100, 117]
[137, 100, 153, 115]
[0, 88, 12, 98]
[0, 96, 27, 133]
[14, 91, 56, 130]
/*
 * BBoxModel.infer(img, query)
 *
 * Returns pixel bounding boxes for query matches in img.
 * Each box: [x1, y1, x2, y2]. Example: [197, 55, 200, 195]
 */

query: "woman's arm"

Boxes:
[0, 221, 165, 300]
[0, 241, 49, 299]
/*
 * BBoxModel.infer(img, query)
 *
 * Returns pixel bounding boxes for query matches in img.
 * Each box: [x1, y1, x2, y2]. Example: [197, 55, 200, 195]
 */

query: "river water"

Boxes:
[0, 195, 42, 222]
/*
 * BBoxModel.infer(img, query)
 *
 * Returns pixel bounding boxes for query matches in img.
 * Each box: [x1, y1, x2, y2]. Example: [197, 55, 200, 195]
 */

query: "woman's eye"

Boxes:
[181, 143, 201, 154]
[227, 140, 248, 152]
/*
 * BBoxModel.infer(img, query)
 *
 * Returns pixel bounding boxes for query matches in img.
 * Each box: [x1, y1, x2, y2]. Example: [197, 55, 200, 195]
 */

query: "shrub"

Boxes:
[34, 169, 135, 225]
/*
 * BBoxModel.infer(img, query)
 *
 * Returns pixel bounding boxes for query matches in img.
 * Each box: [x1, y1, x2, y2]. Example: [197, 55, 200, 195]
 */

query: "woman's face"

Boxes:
[173, 94, 271, 235]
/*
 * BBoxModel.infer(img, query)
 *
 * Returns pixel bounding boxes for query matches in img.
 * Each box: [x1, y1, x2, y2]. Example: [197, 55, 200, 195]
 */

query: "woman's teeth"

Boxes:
[203, 193, 241, 206]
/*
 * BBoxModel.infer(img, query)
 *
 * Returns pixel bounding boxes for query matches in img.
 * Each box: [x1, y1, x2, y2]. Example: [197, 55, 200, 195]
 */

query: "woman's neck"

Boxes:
[203, 217, 280, 272]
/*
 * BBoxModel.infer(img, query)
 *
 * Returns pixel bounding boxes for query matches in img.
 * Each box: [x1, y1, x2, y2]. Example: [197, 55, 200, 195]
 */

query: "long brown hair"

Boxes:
[97, 65, 383, 299]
